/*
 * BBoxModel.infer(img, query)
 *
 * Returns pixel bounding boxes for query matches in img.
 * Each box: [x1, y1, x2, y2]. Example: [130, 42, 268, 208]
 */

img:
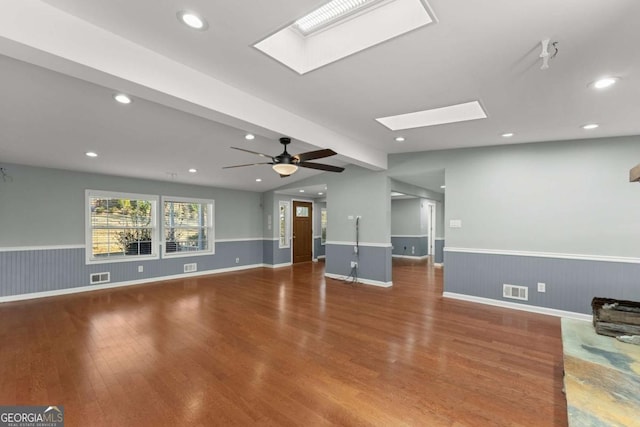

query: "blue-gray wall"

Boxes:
[0, 241, 263, 297]
[434, 239, 445, 264]
[0, 164, 267, 298]
[391, 236, 428, 256]
[325, 243, 392, 284]
[444, 251, 640, 314]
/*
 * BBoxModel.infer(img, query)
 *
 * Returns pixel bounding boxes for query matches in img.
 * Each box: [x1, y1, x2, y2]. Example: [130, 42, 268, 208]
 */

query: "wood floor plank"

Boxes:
[0, 259, 567, 426]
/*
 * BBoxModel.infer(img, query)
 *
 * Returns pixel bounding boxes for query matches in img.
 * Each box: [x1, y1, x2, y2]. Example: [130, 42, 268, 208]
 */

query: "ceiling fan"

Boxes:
[224, 137, 344, 177]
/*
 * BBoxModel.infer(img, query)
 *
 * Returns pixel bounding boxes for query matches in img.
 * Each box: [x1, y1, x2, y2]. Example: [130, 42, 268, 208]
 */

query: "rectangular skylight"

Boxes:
[294, 0, 383, 35]
[376, 101, 487, 130]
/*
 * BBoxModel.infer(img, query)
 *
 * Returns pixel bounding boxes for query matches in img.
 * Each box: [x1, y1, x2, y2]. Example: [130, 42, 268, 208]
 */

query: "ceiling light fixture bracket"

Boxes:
[539, 39, 559, 70]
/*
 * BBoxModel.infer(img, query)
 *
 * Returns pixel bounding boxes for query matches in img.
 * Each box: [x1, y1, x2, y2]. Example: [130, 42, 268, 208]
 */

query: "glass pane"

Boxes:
[321, 208, 327, 244]
[296, 206, 309, 217]
[165, 227, 208, 253]
[164, 201, 205, 227]
[90, 196, 154, 258]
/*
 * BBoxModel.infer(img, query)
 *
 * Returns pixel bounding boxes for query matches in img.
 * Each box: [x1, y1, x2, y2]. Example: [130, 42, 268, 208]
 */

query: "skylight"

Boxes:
[254, 0, 435, 74]
[294, 0, 382, 35]
[376, 101, 487, 130]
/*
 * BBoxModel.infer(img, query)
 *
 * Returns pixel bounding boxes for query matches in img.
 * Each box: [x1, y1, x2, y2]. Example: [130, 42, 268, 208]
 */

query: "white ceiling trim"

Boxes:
[0, 0, 387, 171]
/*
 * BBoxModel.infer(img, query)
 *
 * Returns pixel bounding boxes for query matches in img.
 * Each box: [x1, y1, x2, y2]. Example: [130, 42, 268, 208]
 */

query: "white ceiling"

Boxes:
[1, 0, 639, 191]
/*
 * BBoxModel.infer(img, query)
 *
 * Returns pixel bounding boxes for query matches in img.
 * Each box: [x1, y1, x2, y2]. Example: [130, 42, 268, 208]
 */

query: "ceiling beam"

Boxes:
[0, 0, 387, 171]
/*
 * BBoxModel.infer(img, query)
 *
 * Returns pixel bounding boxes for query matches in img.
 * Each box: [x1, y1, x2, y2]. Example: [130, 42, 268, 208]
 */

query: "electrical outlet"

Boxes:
[353, 246, 358, 254]
[235, 257, 240, 264]
[138, 265, 143, 273]
[537, 282, 546, 293]
[350, 261, 358, 268]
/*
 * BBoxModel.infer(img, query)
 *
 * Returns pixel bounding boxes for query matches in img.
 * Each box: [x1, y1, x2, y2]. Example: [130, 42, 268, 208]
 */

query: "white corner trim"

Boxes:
[0, 263, 268, 304]
[391, 234, 429, 238]
[265, 262, 292, 269]
[325, 241, 392, 248]
[0, 244, 86, 253]
[444, 247, 640, 264]
[442, 292, 592, 321]
[392, 255, 429, 260]
[324, 272, 392, 288]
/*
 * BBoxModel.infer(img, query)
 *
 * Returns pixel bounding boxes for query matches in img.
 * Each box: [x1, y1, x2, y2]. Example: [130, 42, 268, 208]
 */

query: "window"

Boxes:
[86, 190, 158, 263]
[162, 197, 214, 257]
[279, 201, 290, 249]
[321, 208, 327, 245]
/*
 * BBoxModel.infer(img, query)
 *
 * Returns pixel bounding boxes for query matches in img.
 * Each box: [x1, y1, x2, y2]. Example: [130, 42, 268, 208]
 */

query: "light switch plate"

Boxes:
[449, 219, 462, 228]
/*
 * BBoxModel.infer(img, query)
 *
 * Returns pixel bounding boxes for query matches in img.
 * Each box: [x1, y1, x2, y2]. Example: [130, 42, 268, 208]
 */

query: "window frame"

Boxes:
[85, 189, 159, 265]
[161, 196, 215, 258]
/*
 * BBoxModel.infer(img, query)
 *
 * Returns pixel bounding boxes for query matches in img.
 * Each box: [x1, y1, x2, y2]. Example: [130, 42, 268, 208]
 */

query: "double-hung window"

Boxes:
[162, 197, 214, 257]
[86, 190, 159, 263]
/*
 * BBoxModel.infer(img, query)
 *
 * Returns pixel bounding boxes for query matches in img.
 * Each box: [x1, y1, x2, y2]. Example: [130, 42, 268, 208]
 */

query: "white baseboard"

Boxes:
[0, 263, 274, 304]
[265, 262, 292, 269]
[442, 292, 591, 321]
[392, 254, 429, 260]
[433, 263, 443, 268]
[324, 272, 392, 288]
[316, 255, 326, 259]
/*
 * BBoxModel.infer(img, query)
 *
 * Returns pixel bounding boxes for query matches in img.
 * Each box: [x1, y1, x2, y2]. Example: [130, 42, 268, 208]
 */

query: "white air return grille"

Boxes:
[90, 272, 110, 285]
[184, 263, 197, 273]
[503, 284, 528, 301]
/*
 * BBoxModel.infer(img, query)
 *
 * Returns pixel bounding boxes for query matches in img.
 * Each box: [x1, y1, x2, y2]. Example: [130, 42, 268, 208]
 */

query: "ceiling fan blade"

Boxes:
[230, 147, 273, 158]
[298, 162, 344, 173]
[223, 162, 272, 169]
[293, 149, 337, 162]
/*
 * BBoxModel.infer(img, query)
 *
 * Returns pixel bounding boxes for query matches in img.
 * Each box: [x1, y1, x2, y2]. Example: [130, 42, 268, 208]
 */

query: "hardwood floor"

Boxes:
[0, 259, 567, 426]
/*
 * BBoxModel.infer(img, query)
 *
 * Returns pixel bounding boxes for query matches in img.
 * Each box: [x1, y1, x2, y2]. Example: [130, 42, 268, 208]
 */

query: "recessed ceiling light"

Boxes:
[113, 94, 132, 104]
[256, 178, 262, 182]
[395, 136, 405, 143]
[591, 77, 618, 90]
[85, 151, 98, 158]
[299, 190, 305, 193]
[188, 168, 197, 173]
[582, 123, 599, 130]
[318, 192, 324, 195]
[177, 11, 208, 30]
[501, 132, 514, 138]
[440, 185, 446, 189]
[245, 133, 255, 140]
[376, 101, 487, 131]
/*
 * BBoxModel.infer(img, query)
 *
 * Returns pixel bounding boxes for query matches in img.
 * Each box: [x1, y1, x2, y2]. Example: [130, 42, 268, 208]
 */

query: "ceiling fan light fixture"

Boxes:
[272, 164, 298, 176]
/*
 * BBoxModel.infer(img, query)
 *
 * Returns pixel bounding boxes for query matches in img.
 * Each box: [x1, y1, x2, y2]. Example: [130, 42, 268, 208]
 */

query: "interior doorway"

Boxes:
[293, 201, 313, 263]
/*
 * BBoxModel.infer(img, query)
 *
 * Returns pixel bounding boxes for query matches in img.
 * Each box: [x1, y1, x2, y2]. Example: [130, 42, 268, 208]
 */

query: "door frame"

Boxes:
[425, 200, 436, 257]
[291, 198, 315, 262]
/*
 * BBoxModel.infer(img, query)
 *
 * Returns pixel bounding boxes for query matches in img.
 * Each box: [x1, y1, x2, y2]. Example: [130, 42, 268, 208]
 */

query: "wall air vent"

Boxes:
[184, 263, 197, 273]
[90, 272, 110, 285]
[503, 284, 528, 301]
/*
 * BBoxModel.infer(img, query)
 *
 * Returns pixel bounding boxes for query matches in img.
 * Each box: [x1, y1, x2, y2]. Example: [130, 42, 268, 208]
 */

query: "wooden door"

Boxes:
[293, 201, 312, 263]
